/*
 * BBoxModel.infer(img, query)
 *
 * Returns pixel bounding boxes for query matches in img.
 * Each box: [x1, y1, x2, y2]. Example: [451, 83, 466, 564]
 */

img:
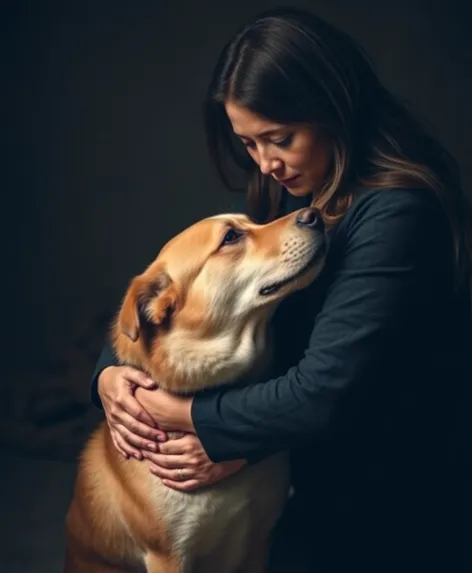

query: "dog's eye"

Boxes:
[221, 228, 243, 246]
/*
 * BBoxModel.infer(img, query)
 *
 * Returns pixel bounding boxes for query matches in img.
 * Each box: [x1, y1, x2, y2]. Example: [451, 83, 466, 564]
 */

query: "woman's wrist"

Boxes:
[156, 393, 195, 432]
[134, 388, 195, 433]
[165, 394, 194, 433]
[97, 366, 116, 396]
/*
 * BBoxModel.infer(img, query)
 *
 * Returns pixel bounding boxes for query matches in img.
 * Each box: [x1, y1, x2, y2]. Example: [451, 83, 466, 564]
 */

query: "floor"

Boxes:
[0, 448, 77, 573]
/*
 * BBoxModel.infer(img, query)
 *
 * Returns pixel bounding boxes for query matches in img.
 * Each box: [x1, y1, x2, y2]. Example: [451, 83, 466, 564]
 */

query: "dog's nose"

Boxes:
[296, 208, 324, 231]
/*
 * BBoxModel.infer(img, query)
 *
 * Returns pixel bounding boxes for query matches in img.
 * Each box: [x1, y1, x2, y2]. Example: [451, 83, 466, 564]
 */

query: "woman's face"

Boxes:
[225, 99, 331, 197]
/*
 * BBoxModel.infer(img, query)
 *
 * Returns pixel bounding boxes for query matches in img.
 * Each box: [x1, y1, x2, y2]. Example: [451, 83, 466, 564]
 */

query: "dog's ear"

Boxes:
[118, 271, 178, 342]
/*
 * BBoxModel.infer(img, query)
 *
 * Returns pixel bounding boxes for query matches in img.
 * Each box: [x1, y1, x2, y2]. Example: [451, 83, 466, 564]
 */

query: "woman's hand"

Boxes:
[134, 386, 246, 490]
[98, 365, 167, 459]
[134, 386, 194, 433]
[141, 433, 246, 492]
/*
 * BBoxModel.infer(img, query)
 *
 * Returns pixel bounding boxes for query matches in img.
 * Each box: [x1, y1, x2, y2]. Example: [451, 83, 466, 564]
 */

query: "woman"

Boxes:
[91, 8, 471, 573]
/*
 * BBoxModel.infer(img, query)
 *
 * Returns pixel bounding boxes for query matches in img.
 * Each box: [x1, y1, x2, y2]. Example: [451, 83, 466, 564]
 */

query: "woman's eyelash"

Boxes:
[240, 135, 293, 149]
[274, 135, 293, 148]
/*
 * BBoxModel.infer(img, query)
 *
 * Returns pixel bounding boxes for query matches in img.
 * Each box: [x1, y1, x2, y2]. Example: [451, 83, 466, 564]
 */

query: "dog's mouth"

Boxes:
[259, 241, 326, 297]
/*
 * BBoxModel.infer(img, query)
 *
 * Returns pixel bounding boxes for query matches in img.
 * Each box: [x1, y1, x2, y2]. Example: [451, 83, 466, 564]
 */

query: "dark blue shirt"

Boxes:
[91, 187, 471, 572]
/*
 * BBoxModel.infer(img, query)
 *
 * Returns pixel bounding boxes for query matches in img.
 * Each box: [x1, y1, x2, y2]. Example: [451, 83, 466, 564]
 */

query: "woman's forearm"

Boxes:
[134, 387, 195, 433]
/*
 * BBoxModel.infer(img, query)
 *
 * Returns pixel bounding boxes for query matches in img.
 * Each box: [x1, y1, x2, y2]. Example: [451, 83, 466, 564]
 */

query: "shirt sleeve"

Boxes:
[191, 189, 453, 463]
[89, 340, 118, 409]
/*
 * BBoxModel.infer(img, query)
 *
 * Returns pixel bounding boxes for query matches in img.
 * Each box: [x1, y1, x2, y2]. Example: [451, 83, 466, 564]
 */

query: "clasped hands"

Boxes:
[98, 365, 246, 492]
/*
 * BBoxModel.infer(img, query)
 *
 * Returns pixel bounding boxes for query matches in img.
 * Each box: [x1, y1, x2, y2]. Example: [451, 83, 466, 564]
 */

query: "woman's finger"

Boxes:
[111, 434, 129, 459]
[158, 435, 194, 455]
[114, 431, 141, 459]
[162, 479, 200, 492]
[116, 410, 163, 442]
[118, 393, 159, 430]
[148, 464, 195, 482]
[123, 366, 156, 390]
[115, 423, 160, 453]
[142, 451, 191, 469]
[120, 398, 168, 443]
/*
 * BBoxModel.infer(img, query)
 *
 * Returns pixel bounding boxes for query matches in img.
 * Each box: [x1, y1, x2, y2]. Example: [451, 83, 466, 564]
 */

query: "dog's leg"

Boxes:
[63, 518, 140, 573]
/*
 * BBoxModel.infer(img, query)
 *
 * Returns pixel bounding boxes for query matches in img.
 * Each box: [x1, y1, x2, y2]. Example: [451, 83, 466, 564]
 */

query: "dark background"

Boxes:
[1, 0, 470, 570]
[3, 0, 471, 368]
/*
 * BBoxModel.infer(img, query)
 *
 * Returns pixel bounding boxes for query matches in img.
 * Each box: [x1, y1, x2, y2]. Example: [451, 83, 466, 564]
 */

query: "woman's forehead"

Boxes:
[224, 99, 287, 137]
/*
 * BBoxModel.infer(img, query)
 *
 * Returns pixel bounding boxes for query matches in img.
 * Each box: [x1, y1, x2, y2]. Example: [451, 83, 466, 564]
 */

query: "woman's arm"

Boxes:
[189, 188, 453, 464]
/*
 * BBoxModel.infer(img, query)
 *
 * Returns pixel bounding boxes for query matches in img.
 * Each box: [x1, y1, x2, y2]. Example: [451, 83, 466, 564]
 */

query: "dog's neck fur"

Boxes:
[115, 313, 273, 396]
[159, 317, 270, 394]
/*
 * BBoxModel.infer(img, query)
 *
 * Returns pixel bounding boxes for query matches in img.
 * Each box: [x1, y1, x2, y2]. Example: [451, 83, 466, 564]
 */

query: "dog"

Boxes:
[64, 206, 326, 573]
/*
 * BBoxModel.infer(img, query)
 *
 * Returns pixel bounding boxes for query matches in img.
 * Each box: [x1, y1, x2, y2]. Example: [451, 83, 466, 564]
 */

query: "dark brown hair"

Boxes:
[204, 7, 472, 286]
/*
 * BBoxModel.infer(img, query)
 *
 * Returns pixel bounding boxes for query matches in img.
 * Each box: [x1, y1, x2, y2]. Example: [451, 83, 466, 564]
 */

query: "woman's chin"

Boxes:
[285, 187, 312, 197]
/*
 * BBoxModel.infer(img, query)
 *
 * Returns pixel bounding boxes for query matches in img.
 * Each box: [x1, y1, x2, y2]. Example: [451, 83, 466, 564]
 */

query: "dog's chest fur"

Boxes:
[147, 451, 290, 573]
[118, 310, 288, 571]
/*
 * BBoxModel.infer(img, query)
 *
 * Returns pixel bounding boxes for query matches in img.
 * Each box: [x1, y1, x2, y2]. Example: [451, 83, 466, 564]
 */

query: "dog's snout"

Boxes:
[296, 208, 324, 231]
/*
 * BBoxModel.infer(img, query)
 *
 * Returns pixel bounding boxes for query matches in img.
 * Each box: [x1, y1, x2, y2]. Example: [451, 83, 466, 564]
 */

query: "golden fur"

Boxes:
[64, 208, 326, 573]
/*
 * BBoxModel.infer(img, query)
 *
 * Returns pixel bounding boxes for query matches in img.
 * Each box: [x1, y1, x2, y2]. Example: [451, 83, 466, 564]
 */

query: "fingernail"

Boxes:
[157, 434, 167, 442]
[134, 453, 141, 460]
[147, 443, 157, 451]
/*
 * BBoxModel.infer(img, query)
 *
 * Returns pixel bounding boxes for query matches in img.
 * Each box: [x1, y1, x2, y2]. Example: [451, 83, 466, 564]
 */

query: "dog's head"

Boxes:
[112, 207, 327, 393]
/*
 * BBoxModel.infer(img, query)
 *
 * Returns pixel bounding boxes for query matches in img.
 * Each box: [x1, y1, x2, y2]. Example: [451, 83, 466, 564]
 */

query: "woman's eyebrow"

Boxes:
[234, 126, 287, 138]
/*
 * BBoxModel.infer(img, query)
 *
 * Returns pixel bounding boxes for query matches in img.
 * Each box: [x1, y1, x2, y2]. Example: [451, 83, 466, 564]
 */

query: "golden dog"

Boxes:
[64, 207, 326, 573]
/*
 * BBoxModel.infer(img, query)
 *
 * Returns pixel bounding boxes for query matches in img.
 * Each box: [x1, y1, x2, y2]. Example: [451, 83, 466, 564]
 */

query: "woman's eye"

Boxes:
[221, 228, 243, 246]
[273, 134, 293, 148]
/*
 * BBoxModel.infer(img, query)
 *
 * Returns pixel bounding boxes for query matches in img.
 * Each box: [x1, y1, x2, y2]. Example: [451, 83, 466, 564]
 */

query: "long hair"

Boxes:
[204, 7, 472, 286]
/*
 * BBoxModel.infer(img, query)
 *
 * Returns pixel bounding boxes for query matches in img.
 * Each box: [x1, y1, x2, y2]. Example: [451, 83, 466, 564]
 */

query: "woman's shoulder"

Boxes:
[339, 186, 447, 239]
[327, 186, 453, 267]
[350, 185, 443, 216]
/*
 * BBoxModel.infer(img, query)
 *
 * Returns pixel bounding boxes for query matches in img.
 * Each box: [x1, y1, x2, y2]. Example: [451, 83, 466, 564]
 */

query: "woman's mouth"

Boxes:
[277, 175, 300, 187]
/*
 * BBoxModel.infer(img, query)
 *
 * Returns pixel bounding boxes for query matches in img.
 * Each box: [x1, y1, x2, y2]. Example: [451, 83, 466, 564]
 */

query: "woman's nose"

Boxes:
[259, 151, 282, 175]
